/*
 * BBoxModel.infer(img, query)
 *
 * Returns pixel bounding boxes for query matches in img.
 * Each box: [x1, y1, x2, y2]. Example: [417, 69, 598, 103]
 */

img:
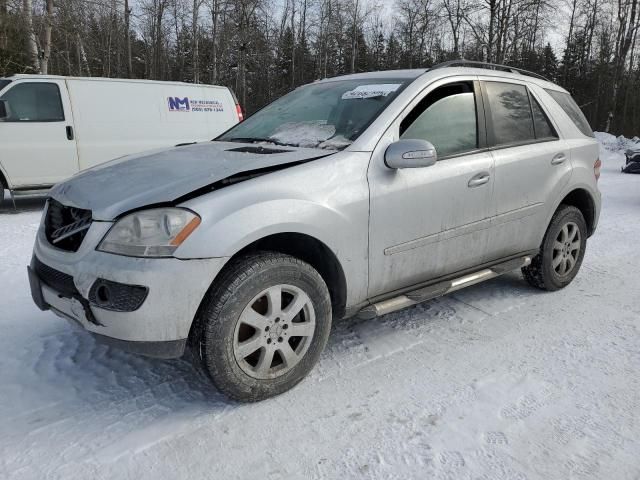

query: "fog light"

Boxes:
[88, 279, 148, 312]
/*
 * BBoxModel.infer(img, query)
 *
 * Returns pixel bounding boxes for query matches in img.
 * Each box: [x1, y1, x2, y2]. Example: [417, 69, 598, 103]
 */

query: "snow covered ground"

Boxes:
[1, 135, 639, 480]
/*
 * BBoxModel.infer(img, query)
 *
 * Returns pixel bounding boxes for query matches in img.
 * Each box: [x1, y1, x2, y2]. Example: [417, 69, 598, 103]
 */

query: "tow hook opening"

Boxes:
[95, 283, 112, 306]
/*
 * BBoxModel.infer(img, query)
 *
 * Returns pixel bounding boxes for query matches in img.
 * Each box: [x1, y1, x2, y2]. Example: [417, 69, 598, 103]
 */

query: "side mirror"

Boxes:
[0, 100, 9, 120]
[384, 139, 437, 169]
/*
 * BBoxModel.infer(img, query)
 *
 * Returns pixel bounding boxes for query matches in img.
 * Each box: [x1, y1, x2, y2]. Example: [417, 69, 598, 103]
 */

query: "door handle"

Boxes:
[66, 125, 74, 140]
[468, 172, 490, 188]
[551, 153, 567, 165]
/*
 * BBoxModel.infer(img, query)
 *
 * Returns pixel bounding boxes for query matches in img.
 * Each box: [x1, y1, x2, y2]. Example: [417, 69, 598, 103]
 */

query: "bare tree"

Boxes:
[40, 0, 54, 74]
[125, 0, 133, 77]
[192, 0, 204, 82]
[605, 0, 639, 132]
[443, 0, 466, 57]
[23, 0, 39, 72]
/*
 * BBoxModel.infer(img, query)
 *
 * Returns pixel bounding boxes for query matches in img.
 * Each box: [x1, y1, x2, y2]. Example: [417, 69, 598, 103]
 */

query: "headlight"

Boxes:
[98, 208, 201, 257]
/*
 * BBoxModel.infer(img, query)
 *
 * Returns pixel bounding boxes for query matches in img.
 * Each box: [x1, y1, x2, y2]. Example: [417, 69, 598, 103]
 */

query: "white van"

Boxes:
[0, 76, 241, 199]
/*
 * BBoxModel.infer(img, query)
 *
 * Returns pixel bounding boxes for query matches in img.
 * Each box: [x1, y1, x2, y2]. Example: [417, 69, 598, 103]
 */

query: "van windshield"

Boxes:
[217, 79, 409, 150]
[0, 80, 10, 93]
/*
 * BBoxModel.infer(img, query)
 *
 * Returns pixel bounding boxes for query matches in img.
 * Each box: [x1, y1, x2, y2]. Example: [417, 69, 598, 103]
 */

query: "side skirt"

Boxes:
[356, 255, 532, 319]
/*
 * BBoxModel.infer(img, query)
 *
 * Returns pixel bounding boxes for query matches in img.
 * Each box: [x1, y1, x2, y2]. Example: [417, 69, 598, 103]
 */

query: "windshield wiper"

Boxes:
[223, 137, 297, 148]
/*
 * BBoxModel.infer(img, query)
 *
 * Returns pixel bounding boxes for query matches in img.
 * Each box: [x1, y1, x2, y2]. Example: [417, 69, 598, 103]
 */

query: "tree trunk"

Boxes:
[40, 0, 54, 74]
[290, 0, 296, 86]
[0, 0, 7, 50]
[125, 0, 133, 77]
[605, 0, 638, 132]
[23, 0, 40, 72]
[193, 0, 200, 83]
[211, 0, 218, 83]
[563, 0, 578, 84]
[153, 1, 165, 80]
[486, 0, 497, 62]
[77, 33, 90, 76]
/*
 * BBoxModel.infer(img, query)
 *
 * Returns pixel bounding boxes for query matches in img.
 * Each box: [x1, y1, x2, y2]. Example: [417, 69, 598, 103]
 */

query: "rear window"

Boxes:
[0, 80, 10, 92]
[545, 89, 594, 137]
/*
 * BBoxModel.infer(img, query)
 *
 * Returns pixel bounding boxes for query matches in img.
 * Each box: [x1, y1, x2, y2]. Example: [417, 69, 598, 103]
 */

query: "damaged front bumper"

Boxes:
[29, 221, 228, 358]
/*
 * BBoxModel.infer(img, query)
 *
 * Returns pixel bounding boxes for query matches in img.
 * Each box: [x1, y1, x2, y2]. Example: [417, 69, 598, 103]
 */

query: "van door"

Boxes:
[368, 78, 494, 298]
[479, 79, 571, 260]
[0, 79, 78, 189]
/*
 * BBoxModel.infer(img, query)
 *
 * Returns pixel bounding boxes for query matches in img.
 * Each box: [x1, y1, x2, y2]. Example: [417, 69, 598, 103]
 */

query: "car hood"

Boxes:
[49, 142, 333, 220]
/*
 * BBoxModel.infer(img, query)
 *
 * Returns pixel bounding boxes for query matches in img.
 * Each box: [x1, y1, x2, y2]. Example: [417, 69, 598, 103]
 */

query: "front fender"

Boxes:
[174, 152, 371, 307]
[0, 161, 11, 189]
[178, 198, 354, 259]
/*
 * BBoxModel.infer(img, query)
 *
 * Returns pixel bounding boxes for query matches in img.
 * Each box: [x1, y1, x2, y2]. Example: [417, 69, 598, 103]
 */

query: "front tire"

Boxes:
[194, 252, 332, 402]
[522, 205, 587, 291]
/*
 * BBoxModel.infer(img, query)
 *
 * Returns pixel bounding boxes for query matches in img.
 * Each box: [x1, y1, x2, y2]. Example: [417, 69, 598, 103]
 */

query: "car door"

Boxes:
[0, 79, 79, 188]
[367, 77, 495, 298]
[479, 79, 572, 260]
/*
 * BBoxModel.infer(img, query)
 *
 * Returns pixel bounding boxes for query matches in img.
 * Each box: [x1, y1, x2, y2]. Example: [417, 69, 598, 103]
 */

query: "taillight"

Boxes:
[594, 158, 601, 181]
[236, 104, 244, 122]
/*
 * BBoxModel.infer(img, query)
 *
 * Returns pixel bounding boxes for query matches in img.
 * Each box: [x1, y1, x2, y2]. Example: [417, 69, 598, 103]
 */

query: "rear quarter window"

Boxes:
[545, 89, 594, 138]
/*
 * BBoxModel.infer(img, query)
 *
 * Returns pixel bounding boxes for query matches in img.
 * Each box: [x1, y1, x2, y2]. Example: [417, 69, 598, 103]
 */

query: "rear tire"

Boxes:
[193, 251, 332, 402]
[522, 205, 587, 291]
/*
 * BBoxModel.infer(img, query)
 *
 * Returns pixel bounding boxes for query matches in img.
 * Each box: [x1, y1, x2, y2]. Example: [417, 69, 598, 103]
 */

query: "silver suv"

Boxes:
[29, 61, 601, 401]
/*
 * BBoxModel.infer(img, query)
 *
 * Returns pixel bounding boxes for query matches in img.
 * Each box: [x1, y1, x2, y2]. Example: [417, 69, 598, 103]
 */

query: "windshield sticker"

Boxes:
[341, 84, 401, 100]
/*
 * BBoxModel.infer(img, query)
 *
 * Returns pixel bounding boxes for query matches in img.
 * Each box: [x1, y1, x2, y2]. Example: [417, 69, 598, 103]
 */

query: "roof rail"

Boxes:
[431, 60, 550, 82]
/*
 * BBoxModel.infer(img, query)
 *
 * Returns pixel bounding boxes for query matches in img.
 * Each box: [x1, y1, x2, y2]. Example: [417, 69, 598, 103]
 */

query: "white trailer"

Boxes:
[0, 76, 242, 200]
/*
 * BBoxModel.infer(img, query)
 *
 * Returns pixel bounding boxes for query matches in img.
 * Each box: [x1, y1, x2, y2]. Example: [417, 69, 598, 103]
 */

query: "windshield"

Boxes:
[0, 80, 11, 93]
[217, 79, 410, 150]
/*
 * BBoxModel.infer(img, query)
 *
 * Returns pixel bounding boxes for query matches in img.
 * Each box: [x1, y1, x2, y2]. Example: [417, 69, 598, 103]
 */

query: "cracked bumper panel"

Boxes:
[32, 222, 228, 344]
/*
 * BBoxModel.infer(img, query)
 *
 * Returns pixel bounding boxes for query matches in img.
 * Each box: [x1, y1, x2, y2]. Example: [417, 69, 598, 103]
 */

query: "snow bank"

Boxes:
[593, 131, 639, 170]
[594, 131, 639, 153]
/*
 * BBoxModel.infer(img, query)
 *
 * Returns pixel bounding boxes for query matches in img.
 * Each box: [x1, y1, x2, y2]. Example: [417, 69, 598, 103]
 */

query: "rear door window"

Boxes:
[0, 82, 65, 122]
[545, 89, 594, 137]
[484, 81, 535, 146]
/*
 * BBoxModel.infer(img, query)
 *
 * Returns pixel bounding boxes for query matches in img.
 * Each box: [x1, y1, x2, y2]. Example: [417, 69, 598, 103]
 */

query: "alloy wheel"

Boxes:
[552, 221, 581, 276]
[233, 284, 316, 379]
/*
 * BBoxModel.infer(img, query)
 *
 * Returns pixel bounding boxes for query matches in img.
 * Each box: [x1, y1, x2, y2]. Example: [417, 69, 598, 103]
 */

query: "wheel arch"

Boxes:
[188, 232, 349, 348]
[234, 233, 348, 319]
[558, 188, 597, 236]
[0, 168, 8, 191]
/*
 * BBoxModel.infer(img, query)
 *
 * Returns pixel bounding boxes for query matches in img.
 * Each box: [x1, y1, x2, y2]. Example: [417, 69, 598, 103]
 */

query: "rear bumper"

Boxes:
[30, 224, 228, 357]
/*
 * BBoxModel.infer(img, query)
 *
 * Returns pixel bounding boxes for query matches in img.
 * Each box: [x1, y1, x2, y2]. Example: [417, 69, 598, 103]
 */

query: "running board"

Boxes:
[357, 256, 532, 319]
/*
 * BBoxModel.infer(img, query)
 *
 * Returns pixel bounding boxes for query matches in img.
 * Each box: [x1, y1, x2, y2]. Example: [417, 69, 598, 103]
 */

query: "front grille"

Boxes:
[32, 256, 79, 297]
[44, 199, 93, 252]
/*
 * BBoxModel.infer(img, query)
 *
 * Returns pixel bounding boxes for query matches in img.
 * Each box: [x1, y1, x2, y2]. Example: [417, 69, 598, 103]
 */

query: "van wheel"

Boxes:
[522, 205, 587, 291]
[194, 252, 332, 402]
